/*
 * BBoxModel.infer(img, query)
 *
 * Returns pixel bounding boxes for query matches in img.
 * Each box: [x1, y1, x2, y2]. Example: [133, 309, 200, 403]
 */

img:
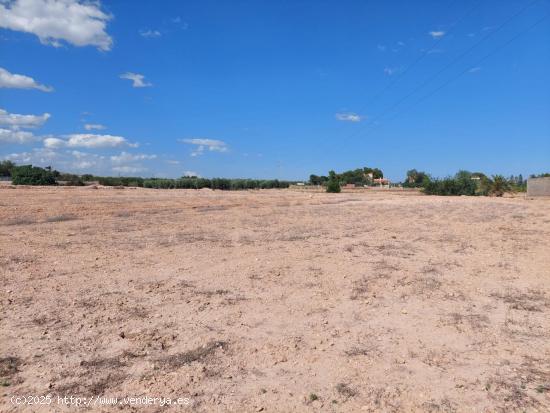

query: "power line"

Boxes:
[347, 0, 543, 140]
[350, 0, 481, 120]
[363, 12, 550, 138]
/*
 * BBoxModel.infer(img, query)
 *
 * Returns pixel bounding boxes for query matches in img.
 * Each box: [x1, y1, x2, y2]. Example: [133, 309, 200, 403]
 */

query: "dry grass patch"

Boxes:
[441, 312, 490, 332]
[3, 217, 35, 226]
[0, 357, 21, 378]
[45, 214, 77, 223]
[157, 340, 228, 370]
[491, 288, 549, 312]
[335, 382, 357, 399]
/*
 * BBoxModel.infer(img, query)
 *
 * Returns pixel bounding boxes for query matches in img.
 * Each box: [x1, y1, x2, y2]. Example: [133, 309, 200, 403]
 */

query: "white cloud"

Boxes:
[183, 170, 197, 177]
[335, 112, 363, 122]
[108, 151, 157, 175]
[120, 72, 152, 88]
[0, 108, 50, 129]
[171, 17, 188, 29]
[0, 128, 39, 144]
[377, 44, 386, 52]
[140, 29, 161, 38]
[468, 67, 481, 73]
[67, 150, 103, 170]
[180, 138, 228, 156]
[4, 151, 33, 163]
[112, 165, 146, 173]
[5, 148, 105, 171]
[0, 67, 53, 91]
[429, 31, 445, 39]
[72, 160, 94, 169]
[0, 0, 113, 51]
[84, 123, 106, 130]
[44, 133, 136, 149]
[5, 147, 59, 163]
[110, 151, 156, 164]
[3, 147, 153, 175]
[384, 67, 400, 76]
[42, 137, 64, 148]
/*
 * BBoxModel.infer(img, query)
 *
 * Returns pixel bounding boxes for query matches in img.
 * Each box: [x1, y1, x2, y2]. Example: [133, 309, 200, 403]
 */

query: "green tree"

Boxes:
[309, 174, 328, 186]
[489, 175, 510, 197]
[404, 169, 429, 187]
[326, 170, 341, 193]
[11, 165, 57, 185]
[58, 173, 84, 186]
[0, 160, 15, 177]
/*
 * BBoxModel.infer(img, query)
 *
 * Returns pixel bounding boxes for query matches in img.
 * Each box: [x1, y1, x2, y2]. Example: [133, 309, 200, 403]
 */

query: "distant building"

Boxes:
[527, 177, 550, 197]
[373, 178, 391, 186]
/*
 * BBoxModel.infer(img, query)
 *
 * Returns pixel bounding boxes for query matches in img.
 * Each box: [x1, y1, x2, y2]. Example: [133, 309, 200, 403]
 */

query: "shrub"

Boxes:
[97, 176, 144, 187]
[11, 165, 57, 186]
[423, 171, 478, 196]
[326, 170, 341, 193]
[58, 173, 84, 186]
[489, 175, 510, 197]
[403, 169, 430, 188]
[0, 160, 15, 177]
[326, 180, 341, 193]
[211, 178, 230, 190]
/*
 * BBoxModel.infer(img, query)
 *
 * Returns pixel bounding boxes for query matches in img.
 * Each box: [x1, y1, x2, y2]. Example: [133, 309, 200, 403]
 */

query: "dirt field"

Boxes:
[1, 187, 549, 412]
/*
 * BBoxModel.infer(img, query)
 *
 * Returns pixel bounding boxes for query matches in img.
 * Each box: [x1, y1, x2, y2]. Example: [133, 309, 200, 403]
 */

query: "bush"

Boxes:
[58, 173, 84, 186]
[11, 165, 57, 186]
[403, 169, 430, 188]
[0, 160, 15, 177]
[97, 176, 144, 187]
[423, 171, 479, 196]
[489, 175, 510, 197]
[326, 180, 341, 193]
[326, 170, 341, 193]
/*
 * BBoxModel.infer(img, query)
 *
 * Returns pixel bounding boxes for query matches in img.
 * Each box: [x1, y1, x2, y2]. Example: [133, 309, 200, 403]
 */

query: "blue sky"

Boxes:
[1, 0, 549, 181]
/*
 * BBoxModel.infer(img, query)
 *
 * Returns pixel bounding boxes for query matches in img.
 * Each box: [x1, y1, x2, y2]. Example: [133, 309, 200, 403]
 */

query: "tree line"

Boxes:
[310, 166, 548, 196]
[309, 166, 383, 187]
[1, 160, 548, 196]
[402, 169, 532, 196]
[0, 161, 293, 189]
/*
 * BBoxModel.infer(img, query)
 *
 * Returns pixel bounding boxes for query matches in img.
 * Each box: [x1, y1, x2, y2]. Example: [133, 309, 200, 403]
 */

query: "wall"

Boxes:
[527, 177, 550, 197]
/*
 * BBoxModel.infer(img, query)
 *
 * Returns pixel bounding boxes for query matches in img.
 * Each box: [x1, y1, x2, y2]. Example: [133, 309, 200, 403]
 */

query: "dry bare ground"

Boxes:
[1, 186, 549, 412]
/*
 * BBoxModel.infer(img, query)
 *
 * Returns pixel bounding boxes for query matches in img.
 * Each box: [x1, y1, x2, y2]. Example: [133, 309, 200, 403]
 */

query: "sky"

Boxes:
[1, 0, 549, 181]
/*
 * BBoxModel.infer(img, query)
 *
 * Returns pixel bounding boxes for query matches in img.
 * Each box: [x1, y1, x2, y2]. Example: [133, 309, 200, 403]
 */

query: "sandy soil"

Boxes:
[1, 186, 549, 412]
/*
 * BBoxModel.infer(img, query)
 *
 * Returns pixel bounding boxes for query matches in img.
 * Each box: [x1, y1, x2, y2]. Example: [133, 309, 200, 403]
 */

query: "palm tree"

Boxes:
[490, 175, 510, 197]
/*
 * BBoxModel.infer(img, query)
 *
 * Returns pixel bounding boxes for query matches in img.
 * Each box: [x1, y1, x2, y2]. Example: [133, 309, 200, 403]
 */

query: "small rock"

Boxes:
[119, 332, 125, 339]
[401, 309, 408, 314]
